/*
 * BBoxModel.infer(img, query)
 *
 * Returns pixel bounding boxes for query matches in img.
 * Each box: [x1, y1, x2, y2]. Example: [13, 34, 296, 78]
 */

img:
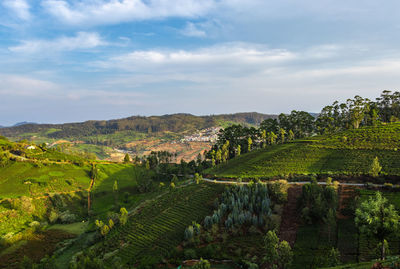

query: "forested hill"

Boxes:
[0, 112, 277, 138]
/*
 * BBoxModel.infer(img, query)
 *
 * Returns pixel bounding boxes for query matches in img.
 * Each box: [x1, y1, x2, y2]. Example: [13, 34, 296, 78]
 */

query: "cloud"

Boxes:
[3, 0, 31, 20]
[90, 42, 400, 113]
[180, 22, 206, 37]
[98, 43, 296, 74]
[42, 0, 217, 26]
[9, 32, 106, 53]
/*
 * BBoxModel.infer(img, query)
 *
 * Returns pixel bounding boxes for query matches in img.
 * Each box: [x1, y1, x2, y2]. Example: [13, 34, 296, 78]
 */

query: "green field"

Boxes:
[207, 123, 400, 179]
[99, 183, 224, 267]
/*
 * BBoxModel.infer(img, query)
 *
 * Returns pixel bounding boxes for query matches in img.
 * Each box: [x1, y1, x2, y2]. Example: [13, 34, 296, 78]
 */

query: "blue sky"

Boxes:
[1, 0, 400, 125]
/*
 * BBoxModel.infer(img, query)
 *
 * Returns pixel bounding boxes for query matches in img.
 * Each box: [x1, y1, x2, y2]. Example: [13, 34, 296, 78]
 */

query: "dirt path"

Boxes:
[279, 185, 302, 247]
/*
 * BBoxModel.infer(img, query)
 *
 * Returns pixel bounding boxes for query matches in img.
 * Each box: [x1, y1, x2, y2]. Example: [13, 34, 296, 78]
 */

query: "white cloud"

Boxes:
[9, 32, 106, 53]
[98, 43, 296, 74]
[180, 22, 206, 37]
[42, 0, 217, 26]
[3, 0, 31, 20]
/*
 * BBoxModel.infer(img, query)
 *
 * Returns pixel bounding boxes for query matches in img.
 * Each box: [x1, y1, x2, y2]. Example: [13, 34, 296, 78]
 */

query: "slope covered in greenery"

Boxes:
[207, 123, 400, 179]
[85, 183, 225, 268]
[0, 113, 276, 139]
[0, 136, 156, 261]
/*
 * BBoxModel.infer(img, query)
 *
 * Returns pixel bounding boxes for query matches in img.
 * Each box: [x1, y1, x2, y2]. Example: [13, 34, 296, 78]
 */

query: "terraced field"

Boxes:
[102, 183, 224, 266]
[207, 124, 400, 179]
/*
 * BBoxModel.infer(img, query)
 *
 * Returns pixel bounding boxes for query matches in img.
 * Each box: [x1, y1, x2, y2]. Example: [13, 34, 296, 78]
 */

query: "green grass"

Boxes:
[207, 123, 400, 179]
[0, 162, 90, 198]
[48, 222, 88, 235]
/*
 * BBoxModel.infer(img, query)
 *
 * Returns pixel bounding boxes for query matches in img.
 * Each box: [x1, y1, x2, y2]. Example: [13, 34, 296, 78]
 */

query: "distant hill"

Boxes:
[0, 112, 277, 138]
[13, 121, 38, 127]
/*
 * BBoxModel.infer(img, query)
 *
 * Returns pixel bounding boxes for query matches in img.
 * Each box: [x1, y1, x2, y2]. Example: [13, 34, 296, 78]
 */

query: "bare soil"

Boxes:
[337, 185, 357, 219]
[279, 185, 302, 247]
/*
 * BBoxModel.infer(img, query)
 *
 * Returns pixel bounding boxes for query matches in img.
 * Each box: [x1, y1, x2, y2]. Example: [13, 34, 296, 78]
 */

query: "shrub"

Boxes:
[183, 248, 197, 259]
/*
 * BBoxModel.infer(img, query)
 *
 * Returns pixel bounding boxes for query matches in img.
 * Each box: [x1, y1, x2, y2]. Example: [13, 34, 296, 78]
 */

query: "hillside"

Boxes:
[0, 136, 159, 266]
[0, 113, 276, 138]
[206, 123, 400, 179]
[0, 113, 277, 162]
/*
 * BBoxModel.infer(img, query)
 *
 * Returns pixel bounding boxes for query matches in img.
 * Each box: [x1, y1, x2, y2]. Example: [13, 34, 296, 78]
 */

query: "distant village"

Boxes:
[181, 127, 222, 143]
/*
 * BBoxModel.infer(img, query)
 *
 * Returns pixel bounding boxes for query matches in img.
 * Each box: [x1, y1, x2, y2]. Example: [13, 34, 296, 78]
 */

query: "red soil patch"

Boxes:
[0, 230, 76, 269]
[337, 185, 357, 220]
[279, 185, 302, 247]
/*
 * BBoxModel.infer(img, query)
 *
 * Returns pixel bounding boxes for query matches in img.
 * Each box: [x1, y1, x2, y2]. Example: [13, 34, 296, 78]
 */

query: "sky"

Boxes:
[1, 1, 400, 125]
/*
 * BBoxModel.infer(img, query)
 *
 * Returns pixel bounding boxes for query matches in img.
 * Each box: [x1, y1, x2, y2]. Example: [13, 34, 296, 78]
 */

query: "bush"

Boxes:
[48, 210, 59, 223]
[59, 211, 76, 223]
[183, 248, 197, 259]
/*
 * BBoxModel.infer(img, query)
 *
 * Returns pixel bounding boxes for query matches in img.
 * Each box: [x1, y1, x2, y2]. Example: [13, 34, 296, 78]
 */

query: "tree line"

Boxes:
[208, 90, 400, 164]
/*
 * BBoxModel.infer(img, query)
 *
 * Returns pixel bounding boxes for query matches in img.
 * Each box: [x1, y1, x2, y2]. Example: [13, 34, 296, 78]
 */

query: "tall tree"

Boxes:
[247, 137, 253, 152]
[123, 153, 130, 163]
[355, 192, 400, 260]
[370, 157, 382, 177]
[279, 128, 286, 144]
[263, 230, 293, 268]
[347, 95, 370, 129]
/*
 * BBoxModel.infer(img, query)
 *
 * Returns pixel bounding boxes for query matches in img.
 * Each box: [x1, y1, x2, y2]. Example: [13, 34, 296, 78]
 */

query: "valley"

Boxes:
[2, 92, 400, 268]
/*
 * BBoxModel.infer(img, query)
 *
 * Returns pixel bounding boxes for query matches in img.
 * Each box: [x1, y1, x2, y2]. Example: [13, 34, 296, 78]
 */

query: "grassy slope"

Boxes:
[0, 137, 155, 242]
[102, 182, 224, 266]
[207, 123, 400, 178]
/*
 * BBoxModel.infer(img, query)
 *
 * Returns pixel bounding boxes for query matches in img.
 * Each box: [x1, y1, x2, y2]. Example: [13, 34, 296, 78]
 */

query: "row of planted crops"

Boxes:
[101, 183, 224, 267]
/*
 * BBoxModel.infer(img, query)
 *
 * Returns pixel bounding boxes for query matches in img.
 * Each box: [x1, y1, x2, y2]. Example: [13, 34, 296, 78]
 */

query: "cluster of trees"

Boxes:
[94, 207, 129, 238]
[207, 111, 313, 164]
[298, 179, 338, 241]
[135, 151, 210, 178]
[208, 91, 400, 164]
[216, 184, 272, 231]
[183, 184, 274, 247]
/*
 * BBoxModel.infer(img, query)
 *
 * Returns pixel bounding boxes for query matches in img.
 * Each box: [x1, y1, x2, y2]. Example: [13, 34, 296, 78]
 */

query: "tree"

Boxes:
[355, 192, 400, 260]
[326, 248, 340, 267]
[347, 95, 370, 129]
[108, 219, 114, 229]
[215, 149, 222, 164]
[100, 224, 110, 237]
[261, 129, 267, 148]
[247, 137, 253, 152]
[279, 128, 286, 144]
[113, 180, 119, 207]
[324, 208, 336, 243]
[193, 258, 211, 269]
[123, 153, 130, 163]
[19, 256, 33, 269]
[268, 131, 278, 145]
[222, 140, 230, 162]
[288, 130, 295, 141]
[90, 163, 98, 181]
[119, 207, 128, 225]
[263, 230, 293, 269]
[370, 157, 382, 177]
[194, 173, 202, 184]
